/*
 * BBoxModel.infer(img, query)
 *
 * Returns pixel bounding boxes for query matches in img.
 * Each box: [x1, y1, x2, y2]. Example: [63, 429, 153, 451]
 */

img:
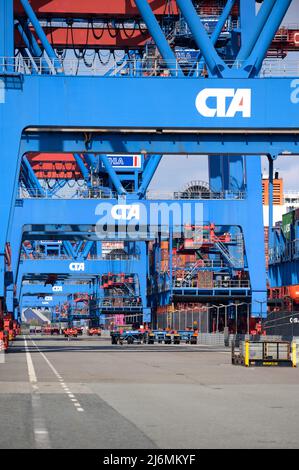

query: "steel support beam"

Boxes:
[239, 0, 256, 44]
[2, 77, 299, 130]
[244, 0, 292, 75]
[21, 156, 45, 196]
[268, 156, 274, 251]
[134, 0, 183, 77]
[137, 155, 162, 197]
[73, 153, 90, 186]
[190, 0, 236, 76]
[0, 0, 14, 71]
[21, 132, 299, 157]
[237, 0, 276, 62]
[99, 155, 127, 195]
[80, 241, 94, 260]
[15, 20, 50, 72]
[19, 0, 62, 72]
[176, 0, 227, 77]
[62, 241, 76, 258]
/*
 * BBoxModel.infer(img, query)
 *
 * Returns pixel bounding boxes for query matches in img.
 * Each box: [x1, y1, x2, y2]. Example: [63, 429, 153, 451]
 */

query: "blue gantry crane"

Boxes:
[0, 0, 298, 339]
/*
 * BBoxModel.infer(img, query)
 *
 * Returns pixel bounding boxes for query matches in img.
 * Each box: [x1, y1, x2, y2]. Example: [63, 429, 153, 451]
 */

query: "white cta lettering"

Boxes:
[52, 285, 63, 292]
[111, 204, 140, 221]
[69, 262, 85, 272]
[196, 88, 251, 118]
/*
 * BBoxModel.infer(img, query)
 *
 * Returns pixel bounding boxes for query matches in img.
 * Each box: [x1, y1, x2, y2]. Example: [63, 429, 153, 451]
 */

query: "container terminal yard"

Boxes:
[1, 0, 299, 451]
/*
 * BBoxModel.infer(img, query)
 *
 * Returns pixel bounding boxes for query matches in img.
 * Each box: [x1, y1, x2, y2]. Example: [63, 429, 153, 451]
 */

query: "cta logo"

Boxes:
[69, 262, 85, 272]
[52, 285, 63, 292]
[195, 88, 251, 118]
[111, 204, 140, 221]
[290, 317, 299, 324]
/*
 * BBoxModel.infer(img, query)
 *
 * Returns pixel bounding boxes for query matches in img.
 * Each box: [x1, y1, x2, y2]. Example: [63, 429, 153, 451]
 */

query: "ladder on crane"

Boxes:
[214, 234, 244, 268]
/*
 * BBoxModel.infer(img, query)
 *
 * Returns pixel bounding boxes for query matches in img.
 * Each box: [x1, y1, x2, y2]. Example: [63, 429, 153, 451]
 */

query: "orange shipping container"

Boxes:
[288, 285, 299, 304]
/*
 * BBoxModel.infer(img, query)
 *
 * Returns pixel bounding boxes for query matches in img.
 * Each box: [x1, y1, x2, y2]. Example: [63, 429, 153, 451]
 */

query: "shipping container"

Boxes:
[282, 211, 295, 241]
[288, 285, 299, 304]
[197, 271, 213, 288]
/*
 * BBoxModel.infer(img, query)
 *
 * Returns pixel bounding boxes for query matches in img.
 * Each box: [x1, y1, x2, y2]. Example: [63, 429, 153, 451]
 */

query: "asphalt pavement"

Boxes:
[0, 335, 298, 449]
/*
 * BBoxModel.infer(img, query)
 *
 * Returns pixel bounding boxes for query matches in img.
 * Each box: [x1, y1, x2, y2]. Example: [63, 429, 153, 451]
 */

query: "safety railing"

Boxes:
[173, 279, 250, 289]
[17, 186, 119, 199]
[173, 259, 225, 269]
[18, 186, 247, 201]
[147, 190, 246, 200]
[20, 253, 140, 261]
[2, 56, 299, 78]
[76, 189, 118, 199]
[100, 312, 144, 328]
[99, 299, 142, 308]
[260, 60, 299, 77]
[156, 304, 252, 334]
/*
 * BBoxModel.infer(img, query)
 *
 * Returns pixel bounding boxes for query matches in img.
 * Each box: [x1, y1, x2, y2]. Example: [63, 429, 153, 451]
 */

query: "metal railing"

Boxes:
[18, 187, 119, 200]
[20, 253, 140, 261]
[260, 60, 299, 77]
[18, 186, 246, 201]
[2, 56, 299, 78]
[173, 279, 250, 289]
[100, 312, 144, 328]
[147, 190, 246, 200]
[156, 303, 252, 334]
[173, 259, 225, 269]
[99, 299, 142, 308]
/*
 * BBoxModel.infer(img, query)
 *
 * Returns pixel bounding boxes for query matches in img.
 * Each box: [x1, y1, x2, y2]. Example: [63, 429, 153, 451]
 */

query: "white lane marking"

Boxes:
[24, 338, 37, 383]
[24, 336, 51, 449]
[29, 337, 85, 412]
[0, 349, 5, 364]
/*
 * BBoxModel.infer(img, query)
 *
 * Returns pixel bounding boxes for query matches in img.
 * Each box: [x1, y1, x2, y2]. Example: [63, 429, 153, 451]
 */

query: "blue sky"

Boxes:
[150, 1, 299, 192]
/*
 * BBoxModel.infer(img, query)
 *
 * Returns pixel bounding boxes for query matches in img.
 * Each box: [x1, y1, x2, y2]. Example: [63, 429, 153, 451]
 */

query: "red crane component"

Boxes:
[14, 0, 179, 17]
[271, 28, 299, 52]
[5, 243, 12, 269]
[288, 285, 299, 304]
[74, 293, 89, 303]
[15, 27, 150, 49]
[16, 27, 150, 49]
[198, 3, 238, 17]
[27, 153, 82, 179]
[268, 285, 299, 313]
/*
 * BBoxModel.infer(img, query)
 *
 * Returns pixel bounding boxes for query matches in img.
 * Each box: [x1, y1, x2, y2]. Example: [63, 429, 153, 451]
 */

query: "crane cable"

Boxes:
[107, 20, 119, 38]
[121, 20, 138, 39]
[91, 20, 105, 40]
[97, 49, 111, 66]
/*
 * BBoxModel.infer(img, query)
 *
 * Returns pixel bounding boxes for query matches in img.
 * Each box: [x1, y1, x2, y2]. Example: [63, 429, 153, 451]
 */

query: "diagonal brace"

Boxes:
[135, 0, 183, 77]
[176, 0, 227, 77]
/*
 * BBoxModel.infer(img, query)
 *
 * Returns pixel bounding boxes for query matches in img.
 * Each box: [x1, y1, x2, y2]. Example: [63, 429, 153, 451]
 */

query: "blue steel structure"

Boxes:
[0, 0, 297, 333]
